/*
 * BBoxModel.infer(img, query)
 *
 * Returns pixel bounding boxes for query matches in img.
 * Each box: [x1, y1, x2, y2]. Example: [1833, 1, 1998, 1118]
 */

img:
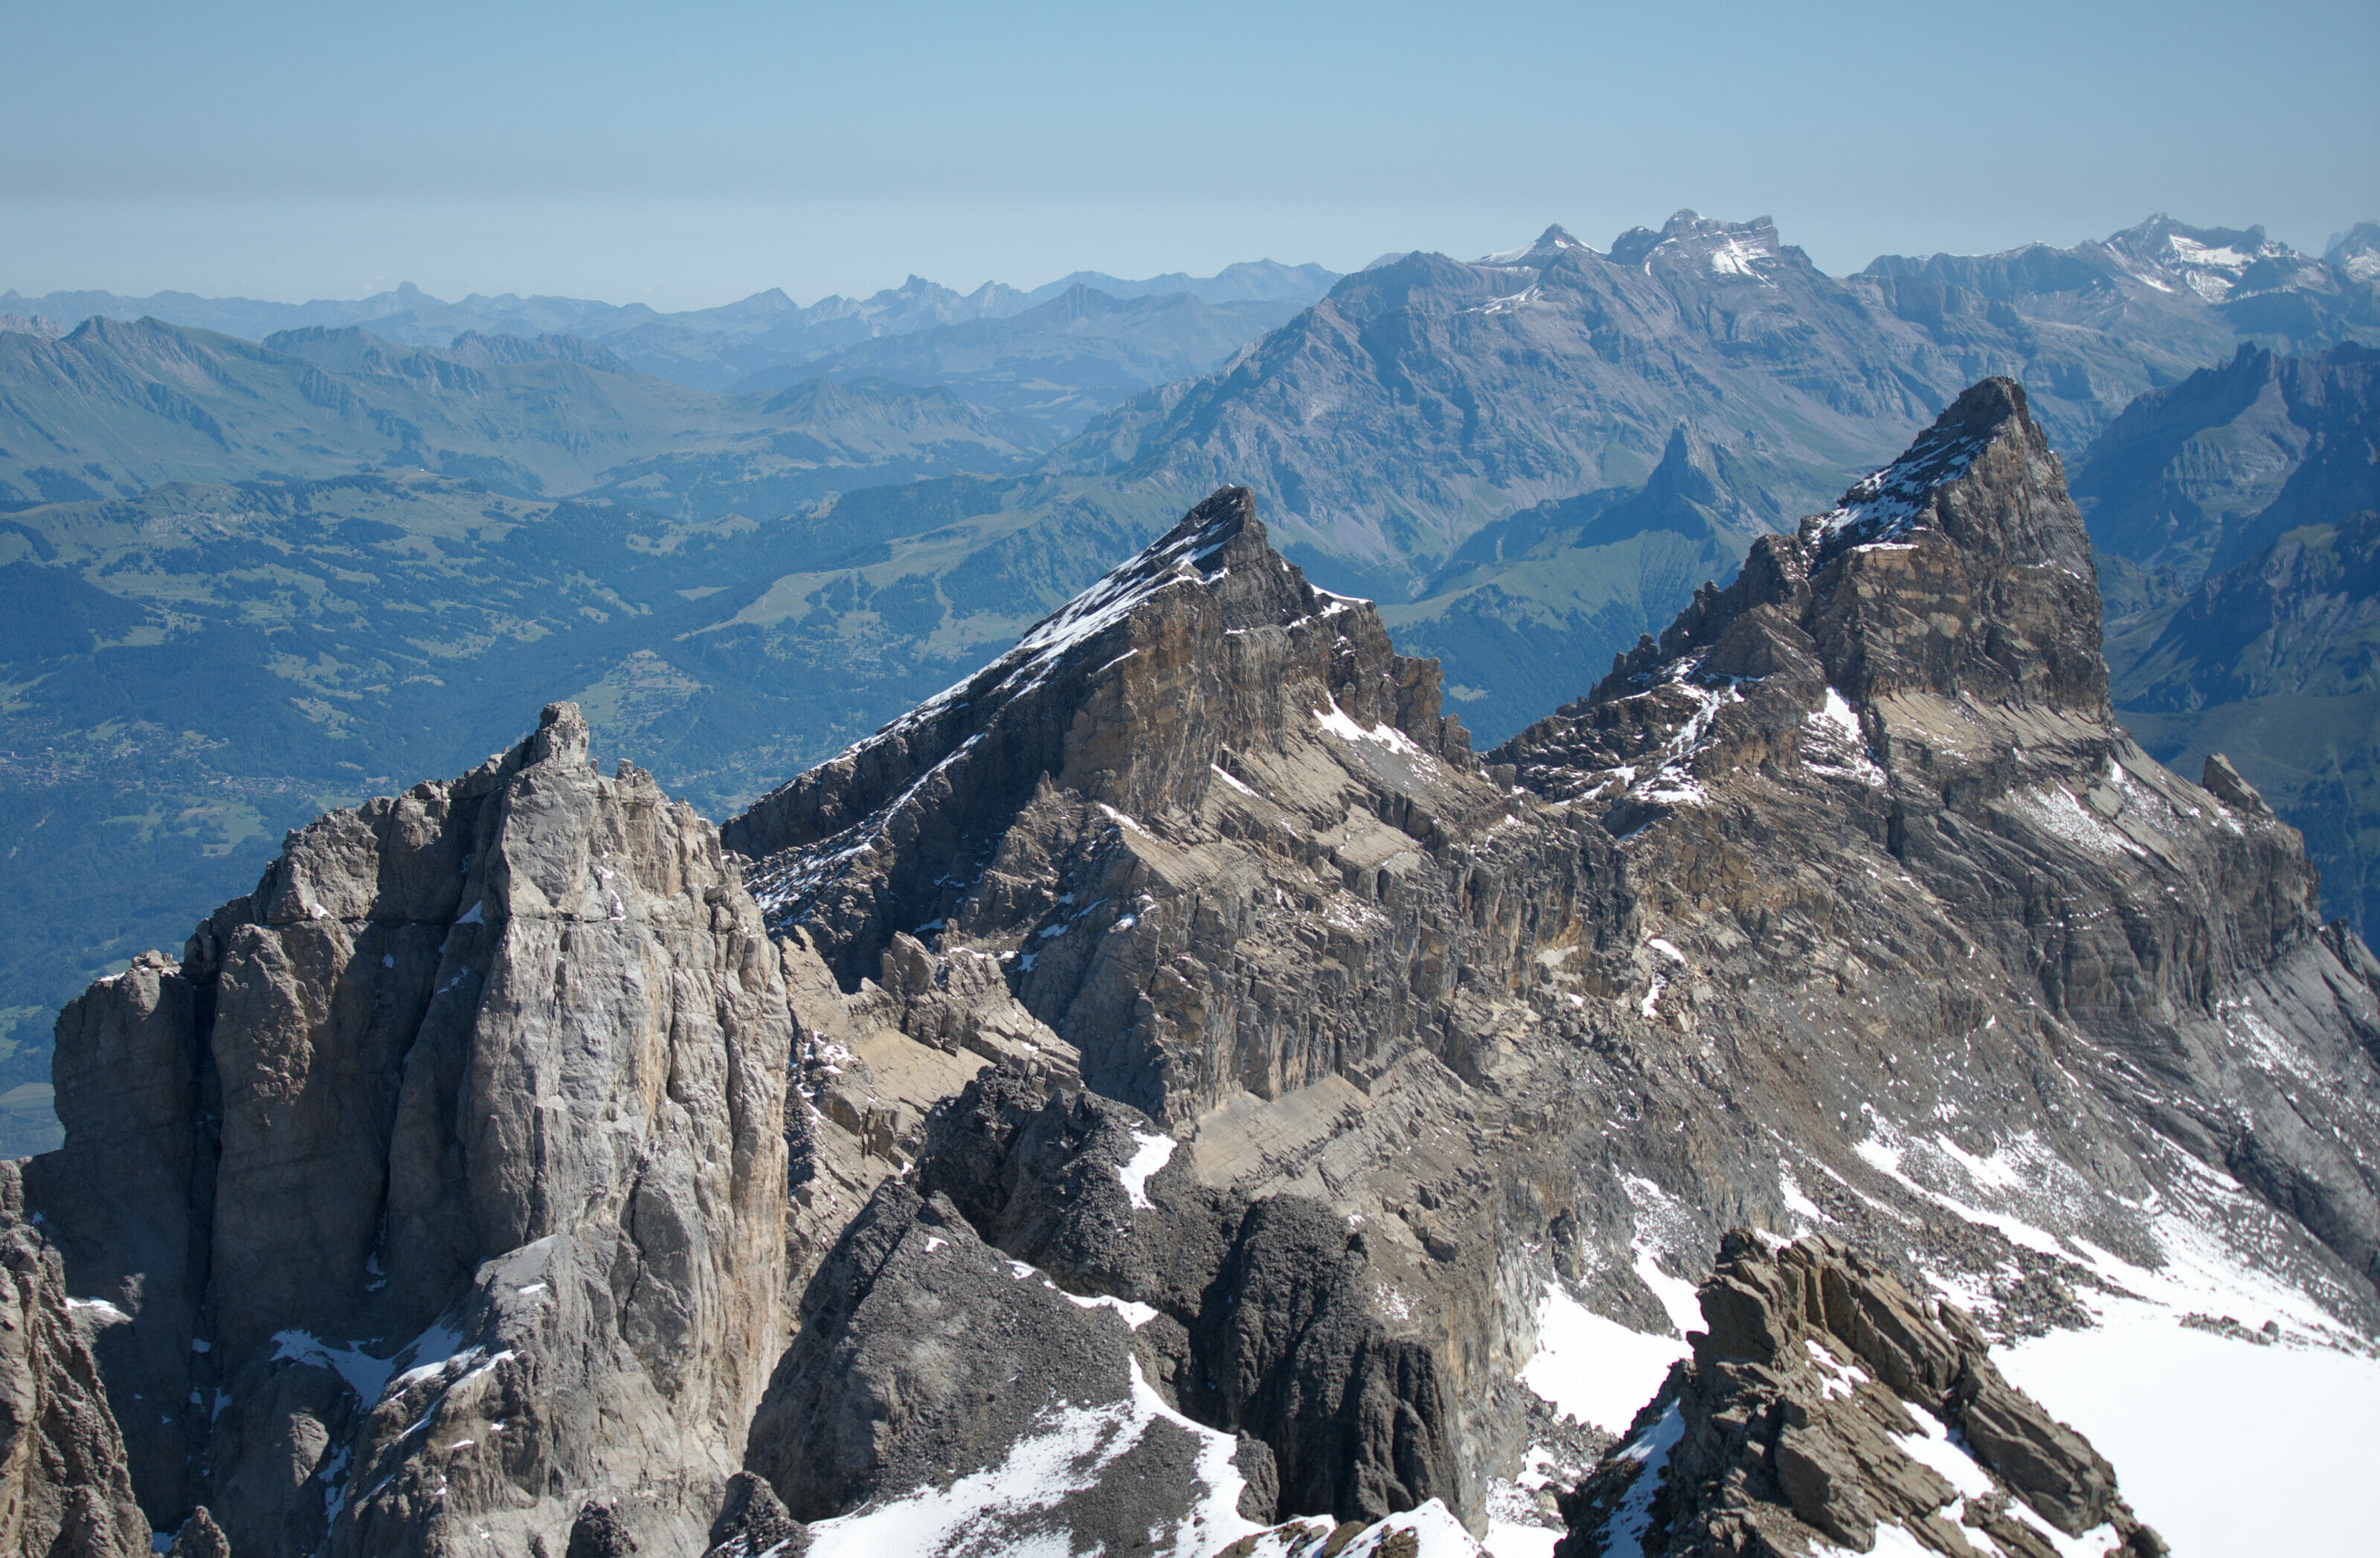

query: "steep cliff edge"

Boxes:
[0, 1163, 149, 1557]
[23, 705, 800, 1555]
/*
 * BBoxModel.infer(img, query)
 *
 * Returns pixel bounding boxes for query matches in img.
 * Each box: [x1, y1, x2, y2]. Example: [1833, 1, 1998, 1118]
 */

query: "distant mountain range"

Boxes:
[800, 210, 2380, 743]
[0, 257, 1345, 394]
[730, 284, 1311, 439]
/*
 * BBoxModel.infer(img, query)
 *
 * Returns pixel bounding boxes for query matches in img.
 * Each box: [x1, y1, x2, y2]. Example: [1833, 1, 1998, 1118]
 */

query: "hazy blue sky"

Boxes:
[4, 0, 2374, 309]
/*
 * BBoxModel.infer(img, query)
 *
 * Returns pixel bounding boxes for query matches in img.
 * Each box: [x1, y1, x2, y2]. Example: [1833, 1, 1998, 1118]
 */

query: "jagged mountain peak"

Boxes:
[1600, 210, 1784, 277]
[1562, 377, 2100, 729]
[1561, 1234, 2168, 1557]
[1807, 376, 2062, 555]
[0, 309, 65, 339]
[2101, 213, 2301, 301]
[2329, 220, 2380, 283]
[724, 485, 1475, 991]
[1477, 224, 1595, 267]
[9, 454, 2380, 1555]
[1642, 423, 1724, 507]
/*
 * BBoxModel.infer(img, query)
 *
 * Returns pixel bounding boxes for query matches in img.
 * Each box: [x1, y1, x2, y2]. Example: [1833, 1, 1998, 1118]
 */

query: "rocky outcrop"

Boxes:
[164, 1507, 228, 1558]
[1556, 1235, 2164, 1558]
[910, 1067, 1464, 1522]
[728, 488, 1612, 1528]
[23, 704, 801, 1556]
[733, 438, 2376, 1543]
[0, 1165, 149, 1558]
[726, 486, 1476, 996]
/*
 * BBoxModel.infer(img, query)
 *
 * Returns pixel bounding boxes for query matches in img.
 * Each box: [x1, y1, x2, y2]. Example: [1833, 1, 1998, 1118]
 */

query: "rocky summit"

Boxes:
[1, 377, 2375, 1556]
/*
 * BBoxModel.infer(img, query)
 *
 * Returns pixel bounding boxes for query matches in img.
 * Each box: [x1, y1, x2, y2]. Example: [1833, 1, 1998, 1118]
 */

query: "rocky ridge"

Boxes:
[1557, 1235, 2164, 1558]
[2, 377, 2376, 1554]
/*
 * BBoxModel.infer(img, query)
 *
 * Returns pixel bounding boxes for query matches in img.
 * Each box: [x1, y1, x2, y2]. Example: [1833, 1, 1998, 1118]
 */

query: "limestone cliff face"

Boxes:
[0, 1164, 149, 1558]
[26, 705, 799, 1556]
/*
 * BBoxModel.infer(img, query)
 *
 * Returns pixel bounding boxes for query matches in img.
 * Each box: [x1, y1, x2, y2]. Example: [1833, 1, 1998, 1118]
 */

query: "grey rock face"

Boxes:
[744, 1179, 1255, 1555]
[1555, 1235, 2166, 1558]
[25, 704, 800, 1557]
[0, 1162, 149, 1558]
[905, 1068, 1466, 1525]
[728, 486, 1508, 1127]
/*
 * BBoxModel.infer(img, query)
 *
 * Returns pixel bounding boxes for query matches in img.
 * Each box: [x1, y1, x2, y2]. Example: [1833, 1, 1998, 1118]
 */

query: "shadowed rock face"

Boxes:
[1556, 1235, 2167, 1558]
[0, 1164, 149, 1558]
[8, 379, 2380, 1555]
[25, 705, 798, 1556]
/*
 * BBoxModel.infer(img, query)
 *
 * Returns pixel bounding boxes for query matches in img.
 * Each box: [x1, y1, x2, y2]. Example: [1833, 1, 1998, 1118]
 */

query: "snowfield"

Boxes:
[2000, 1302, 2380, 1555]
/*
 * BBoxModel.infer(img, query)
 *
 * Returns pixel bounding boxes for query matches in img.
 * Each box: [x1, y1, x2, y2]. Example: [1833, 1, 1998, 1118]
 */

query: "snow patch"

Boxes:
[1998, 1303, 2380, 1557]
[1596, 1401, 1685, 1558]
[1804, 689, 1888, 786]
[65, 1296, 131, 1324]
[1116, 1130, 1175, 1211]
[271, 1330, 399, 1404]
[1813, 421, 1992, 547]
[1517, 1281, 1690, 1435]
[1210, 764, 1258, 798]
[800, 1358, 1262, 1558]
[1313, 695, 1426, 758]
[1055, 1290, 1162, 1329]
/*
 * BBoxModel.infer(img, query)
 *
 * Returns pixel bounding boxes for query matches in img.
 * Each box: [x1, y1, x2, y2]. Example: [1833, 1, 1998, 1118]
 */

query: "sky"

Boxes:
[3, 0, 2375, 310]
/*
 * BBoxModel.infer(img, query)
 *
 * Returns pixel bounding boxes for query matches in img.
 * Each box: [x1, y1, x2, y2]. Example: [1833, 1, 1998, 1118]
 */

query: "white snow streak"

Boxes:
[1116, 1130, 1176, 1211]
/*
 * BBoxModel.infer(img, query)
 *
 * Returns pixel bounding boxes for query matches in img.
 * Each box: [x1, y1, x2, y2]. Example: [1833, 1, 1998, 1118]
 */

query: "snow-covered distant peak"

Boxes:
[2103, 214, 2299, 301]
[1705, 234, 1775, 280]
[1626, 211, 1784, 281]
[1476, 224, 1595, 267]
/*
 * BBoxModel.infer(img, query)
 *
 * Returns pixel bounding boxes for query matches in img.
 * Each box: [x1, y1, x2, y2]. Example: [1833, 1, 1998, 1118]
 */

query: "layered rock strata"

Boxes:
[1491, 379, 2380, 1319]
